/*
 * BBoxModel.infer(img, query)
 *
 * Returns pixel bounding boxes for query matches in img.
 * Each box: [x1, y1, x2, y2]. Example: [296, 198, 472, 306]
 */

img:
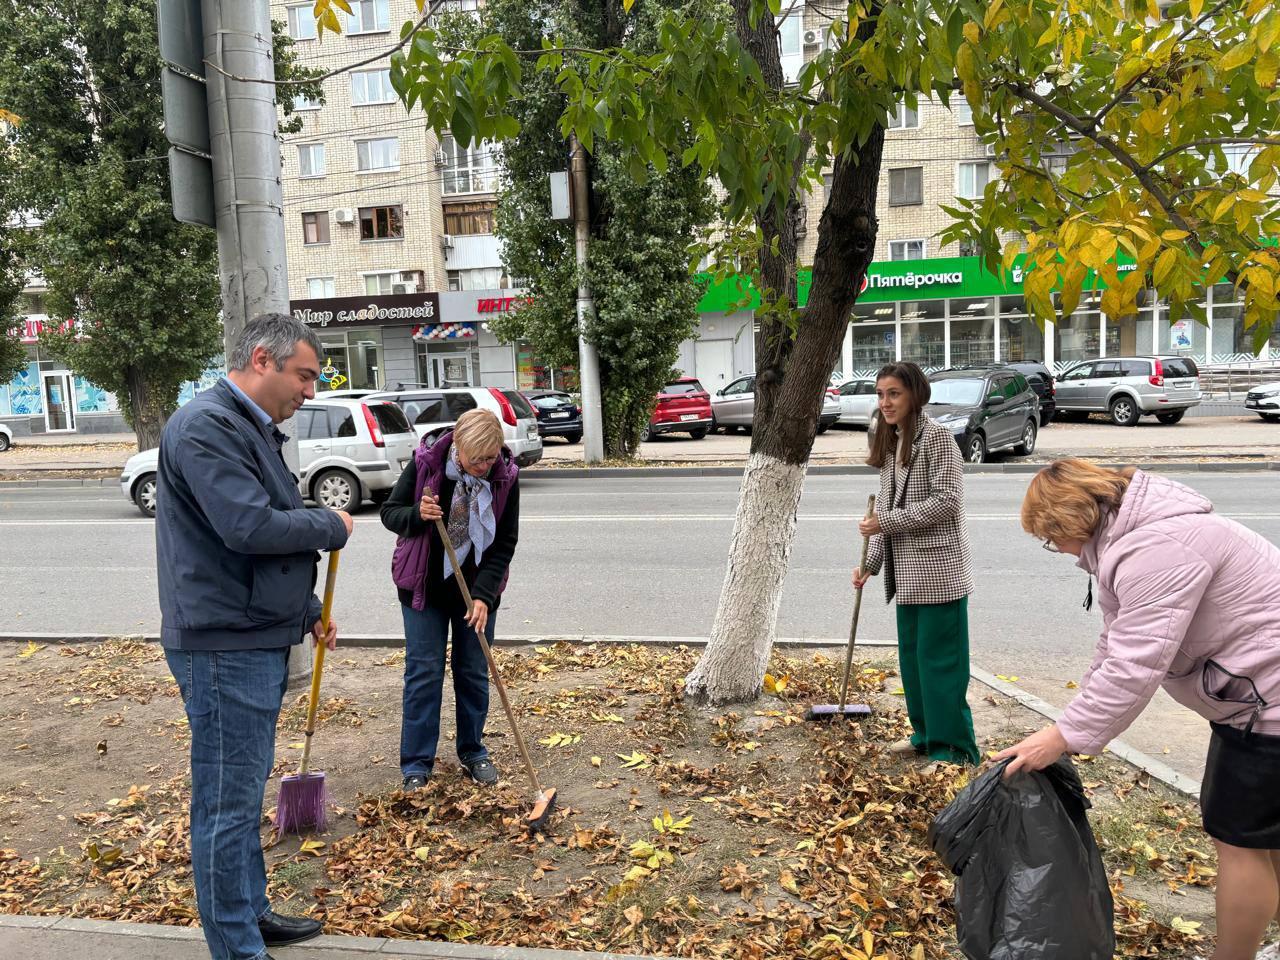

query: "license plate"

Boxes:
[549, 411, 570, 419]
[1172, 379, 1194, 389]
[527, 426, 538, 438]
[680, 414, 698, 421]
[1246, 400, 1260, 407]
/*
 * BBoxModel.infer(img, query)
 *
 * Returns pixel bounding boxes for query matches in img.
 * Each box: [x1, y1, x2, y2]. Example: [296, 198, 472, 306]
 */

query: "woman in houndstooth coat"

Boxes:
[853, 362, 979, 765]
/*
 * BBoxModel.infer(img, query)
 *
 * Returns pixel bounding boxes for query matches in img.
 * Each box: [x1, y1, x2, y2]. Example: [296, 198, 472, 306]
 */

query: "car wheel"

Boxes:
[1014, 419, 1038, 456]
[815, 423, 830, 435]
[642, 424, 654, 442]
[314, 469, 360, 512]
[964, 433, 986, 464]
[563, 432, 582, 444]
[1039, 410, 1053, 427]
[689, 427, 708, 440]
[134, 473, 157, 518]
[1156, 410, 1186, 425]
[1109, 396, 1140, 427]
[1262, 414, 1280, 423]
[0, 433, 9, 452]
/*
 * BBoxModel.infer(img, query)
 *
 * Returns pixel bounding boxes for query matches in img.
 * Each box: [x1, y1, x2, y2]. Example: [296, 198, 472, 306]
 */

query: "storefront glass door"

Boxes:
[41, 371, 76, 432]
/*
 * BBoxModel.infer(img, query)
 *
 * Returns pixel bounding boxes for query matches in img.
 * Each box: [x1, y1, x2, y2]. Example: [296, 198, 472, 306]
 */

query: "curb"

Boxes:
[968, 666, 1202, 799]
[0, 914, 653, 960]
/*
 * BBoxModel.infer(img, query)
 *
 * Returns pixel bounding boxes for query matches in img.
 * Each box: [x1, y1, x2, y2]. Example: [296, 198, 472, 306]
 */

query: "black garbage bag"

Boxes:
[927, 758, 1114, 960]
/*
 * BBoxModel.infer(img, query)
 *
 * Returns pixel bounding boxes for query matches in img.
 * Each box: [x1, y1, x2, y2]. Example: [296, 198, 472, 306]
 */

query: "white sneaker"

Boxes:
[888, 739, 920, 755]
[1257, 943, 1280, 960]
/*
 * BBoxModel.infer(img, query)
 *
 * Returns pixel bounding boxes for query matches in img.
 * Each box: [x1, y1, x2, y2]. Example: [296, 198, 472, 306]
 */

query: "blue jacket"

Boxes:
[156, 380, 349, 651]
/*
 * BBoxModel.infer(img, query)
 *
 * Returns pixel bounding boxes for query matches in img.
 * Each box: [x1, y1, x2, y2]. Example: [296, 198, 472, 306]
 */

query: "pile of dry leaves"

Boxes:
[0, 638, 1213, 958]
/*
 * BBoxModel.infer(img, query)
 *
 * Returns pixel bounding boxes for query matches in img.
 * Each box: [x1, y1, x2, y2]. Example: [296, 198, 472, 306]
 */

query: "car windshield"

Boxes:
[662, 381, 703, 394]
[531, 395, 571, 409]
[928, 378, 985, 405]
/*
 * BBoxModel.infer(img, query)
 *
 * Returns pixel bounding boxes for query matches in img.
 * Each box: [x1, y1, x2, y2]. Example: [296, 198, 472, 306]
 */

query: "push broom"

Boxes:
[805, 495, 876, 722]
[434, 517, 557, 833]
[277, 549, 341, 834]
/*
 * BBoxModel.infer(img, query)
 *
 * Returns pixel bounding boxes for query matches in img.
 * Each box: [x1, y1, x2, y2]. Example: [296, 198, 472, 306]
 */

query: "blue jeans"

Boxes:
[400, 603, 493, 776]
[166, 647, 288, 960]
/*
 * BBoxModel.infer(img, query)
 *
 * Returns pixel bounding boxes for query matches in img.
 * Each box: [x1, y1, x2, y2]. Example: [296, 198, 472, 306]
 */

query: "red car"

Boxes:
[643, 376, 713, 441]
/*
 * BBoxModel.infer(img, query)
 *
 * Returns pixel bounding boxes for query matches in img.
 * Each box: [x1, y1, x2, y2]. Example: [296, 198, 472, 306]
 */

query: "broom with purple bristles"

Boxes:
[277, 550, 341, 835]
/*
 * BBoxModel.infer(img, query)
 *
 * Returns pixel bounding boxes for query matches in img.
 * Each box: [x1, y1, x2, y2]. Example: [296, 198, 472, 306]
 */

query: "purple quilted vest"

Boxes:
[390, 431, 518, 611]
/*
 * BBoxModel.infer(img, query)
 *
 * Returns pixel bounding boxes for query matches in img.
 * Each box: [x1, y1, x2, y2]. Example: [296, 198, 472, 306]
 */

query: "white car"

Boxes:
[834, 377, 878, 427]
[0, 422, 12, 452]
[119, 397, 417, 517]
[367, 385, 543, 467]
[711, 375, 841, 434]
[1245, 381, 1280, 422]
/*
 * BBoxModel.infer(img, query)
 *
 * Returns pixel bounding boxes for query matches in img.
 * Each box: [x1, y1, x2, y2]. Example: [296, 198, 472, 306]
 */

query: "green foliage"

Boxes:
[477, 0, 715, 456]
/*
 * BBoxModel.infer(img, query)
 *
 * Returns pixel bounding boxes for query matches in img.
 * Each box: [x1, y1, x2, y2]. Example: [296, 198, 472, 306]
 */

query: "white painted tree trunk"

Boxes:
[685, 452, 807, 705]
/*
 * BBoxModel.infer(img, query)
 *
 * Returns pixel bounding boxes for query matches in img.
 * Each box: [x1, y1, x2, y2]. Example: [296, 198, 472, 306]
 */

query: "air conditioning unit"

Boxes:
[398, 270, 424, 289]
[333, 208, 355, 224]
[985, 143, 997, 158]
[434, 147, 447, 166]
[803, 28, 821, 47]
[440, 233, 455, 250]
[392, 282, 415, 295]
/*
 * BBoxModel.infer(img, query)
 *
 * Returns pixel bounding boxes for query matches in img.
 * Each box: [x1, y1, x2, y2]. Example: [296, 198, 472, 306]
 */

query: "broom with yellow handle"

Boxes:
[277, 549, 340, 834]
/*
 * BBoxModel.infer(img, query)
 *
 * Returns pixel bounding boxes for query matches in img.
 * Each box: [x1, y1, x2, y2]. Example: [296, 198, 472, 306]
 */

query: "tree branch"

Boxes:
[1143, 137, 1280, 173]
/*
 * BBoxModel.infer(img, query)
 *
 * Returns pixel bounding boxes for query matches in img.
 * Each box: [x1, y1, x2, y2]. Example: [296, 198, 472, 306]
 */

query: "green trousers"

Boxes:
[895, 596, 980, 765]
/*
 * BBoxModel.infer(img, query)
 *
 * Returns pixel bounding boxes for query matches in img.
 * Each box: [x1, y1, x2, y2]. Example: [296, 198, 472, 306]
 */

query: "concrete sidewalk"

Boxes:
[0, 915, 652, 960]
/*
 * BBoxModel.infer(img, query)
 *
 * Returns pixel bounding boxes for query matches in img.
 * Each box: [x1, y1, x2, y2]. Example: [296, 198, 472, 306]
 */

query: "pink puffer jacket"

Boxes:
[1056, 470, 1280, 756]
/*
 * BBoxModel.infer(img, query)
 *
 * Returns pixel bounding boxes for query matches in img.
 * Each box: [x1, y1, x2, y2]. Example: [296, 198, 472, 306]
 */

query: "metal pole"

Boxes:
[570, 135, 605, 464]
[203, 0, 309, 684]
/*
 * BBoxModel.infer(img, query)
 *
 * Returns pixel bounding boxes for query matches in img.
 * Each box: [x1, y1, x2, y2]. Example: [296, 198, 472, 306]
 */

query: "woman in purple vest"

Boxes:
[380, 408, 520, 791]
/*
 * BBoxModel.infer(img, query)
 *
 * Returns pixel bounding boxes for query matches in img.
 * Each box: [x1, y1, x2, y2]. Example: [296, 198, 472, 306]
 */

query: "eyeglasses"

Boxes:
[1042, 540, 1062, 553]
[468, 454, 499, 466]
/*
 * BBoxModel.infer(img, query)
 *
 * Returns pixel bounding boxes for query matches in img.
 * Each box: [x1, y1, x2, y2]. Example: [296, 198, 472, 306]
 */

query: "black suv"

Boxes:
[927, 367, 1041, 463]
[1001, 360, 1056, 426]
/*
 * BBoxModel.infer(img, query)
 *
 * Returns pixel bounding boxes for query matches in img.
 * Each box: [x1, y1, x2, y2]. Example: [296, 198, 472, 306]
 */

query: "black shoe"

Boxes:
[258, 909, 322, 947]
[402, 773, 430, 791]
[464, 758, 499, 786]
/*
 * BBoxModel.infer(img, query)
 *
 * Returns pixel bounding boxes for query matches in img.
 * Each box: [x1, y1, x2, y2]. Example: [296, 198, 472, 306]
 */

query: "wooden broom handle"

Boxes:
[299, 549, 340, 776]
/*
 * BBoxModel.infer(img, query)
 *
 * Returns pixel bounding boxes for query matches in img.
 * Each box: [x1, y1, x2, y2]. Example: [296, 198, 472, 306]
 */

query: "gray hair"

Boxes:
[228, 313, 323, 372]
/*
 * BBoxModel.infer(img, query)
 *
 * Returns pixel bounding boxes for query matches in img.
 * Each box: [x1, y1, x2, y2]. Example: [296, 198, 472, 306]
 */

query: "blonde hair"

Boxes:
[1021, 458, 1136, 544]
[453, 408, 504, 458]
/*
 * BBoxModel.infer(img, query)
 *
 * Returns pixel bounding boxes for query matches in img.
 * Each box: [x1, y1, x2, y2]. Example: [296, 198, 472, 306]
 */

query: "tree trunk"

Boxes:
[686, 6, 885, 704]
[126, 366, 168, 450]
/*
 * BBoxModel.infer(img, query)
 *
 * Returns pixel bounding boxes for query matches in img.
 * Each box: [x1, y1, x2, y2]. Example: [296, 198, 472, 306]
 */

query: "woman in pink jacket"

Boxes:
[999, 459, 1280, 960]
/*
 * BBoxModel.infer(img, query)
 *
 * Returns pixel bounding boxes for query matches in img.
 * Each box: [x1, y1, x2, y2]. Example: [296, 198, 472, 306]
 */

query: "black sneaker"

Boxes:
[464, 758, 499, 786]
[402, 773, 430, 792]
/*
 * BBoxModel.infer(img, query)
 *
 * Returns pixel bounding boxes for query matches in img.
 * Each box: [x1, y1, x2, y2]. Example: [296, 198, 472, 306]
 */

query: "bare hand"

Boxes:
[335, 511, 354, 536]
[993, 724, 1069, 778]
[858, 515, 882, 538]
[419, 492, 443, 522]
[466, 599, 489, 636]
[312, 617, 338, 651]
[852, 567, 873, 590]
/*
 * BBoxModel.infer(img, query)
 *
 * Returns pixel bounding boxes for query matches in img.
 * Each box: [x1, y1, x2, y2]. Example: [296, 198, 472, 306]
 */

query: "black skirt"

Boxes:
[1200, 722, 1280, 849]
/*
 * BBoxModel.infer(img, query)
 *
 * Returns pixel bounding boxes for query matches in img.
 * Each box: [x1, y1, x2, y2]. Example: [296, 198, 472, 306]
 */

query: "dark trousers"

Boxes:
[896, 596, 980, 765]
[166, 647, 288, 960]
[400, 603, 493, 776]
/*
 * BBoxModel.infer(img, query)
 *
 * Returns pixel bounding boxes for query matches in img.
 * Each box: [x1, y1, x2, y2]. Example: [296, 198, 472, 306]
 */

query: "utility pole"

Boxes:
[570, 135, 605, 464]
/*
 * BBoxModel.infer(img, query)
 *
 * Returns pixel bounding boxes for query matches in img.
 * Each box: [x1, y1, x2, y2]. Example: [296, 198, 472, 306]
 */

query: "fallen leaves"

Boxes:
[537, 732, 582, 748]
[616, 750, 652, 770]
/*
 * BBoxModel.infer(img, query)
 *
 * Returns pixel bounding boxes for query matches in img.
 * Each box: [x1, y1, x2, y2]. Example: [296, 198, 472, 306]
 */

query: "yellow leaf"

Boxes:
[910, 946, 926, 960]
[863, 930, 875, 956]
[1257, 50, 1280, 90]
[289, 742, 305, 749]
[963, 21, 981, 46]
[298, 839, 326, 856]
[414, 846, 430, 861]
[18, 641, 42, 658]
[1066, 680, 1079, 689]
[617, 751, 652, 769]
[779, 869, 800, 895]
[1220, 39, 1257, 74]
[622, 0, 635, 11]
[1153, 248, 1178, 287]
[982, 0, 1004, 31]
[1170, 916, 1202, 935]
[0, 108, 20, 126]
[1189, 0, 1204, 17]
[995, 674, 1019, 683]
[591, 755, 602, 768]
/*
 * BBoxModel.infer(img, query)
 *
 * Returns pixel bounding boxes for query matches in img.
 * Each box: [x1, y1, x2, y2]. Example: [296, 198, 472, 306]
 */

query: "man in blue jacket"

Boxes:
[158, 314, 353, 960]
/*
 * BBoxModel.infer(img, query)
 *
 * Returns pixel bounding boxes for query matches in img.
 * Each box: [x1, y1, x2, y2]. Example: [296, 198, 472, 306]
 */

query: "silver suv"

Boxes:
[1053, 356, 1201, 426]
[367, 385, 544, 467]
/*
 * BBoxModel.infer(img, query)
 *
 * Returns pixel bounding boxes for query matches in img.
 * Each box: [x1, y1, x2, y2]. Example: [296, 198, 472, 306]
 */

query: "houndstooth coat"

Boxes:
[863, 413, 974, 605]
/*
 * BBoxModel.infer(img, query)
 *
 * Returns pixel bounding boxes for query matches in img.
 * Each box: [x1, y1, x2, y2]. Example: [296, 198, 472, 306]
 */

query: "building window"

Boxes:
[957, 160, 995, 200]
[306, 276, 335, 299]
[1223, 144, 1256, 179]
[889, 239, 926, 261]
[350, 69, 396, 106]
[778, 14, 803, 83]
[1043, 154, 1070, 178]
[359, 205, 403, 240]
[364, 272, 397, 296]
[302, 211, 330, 245]
[447, 267, 505, 291]
[888, 167, 923, 206]
[346, 0, 390, 34]
[443, 201, 496, 235]
[297, 143, 325, 178]
[442, 138, 497, 195]
[286, 3, 317, 40]
[292, 93, 321, 112]
[888, 101, 919, 130]
[951, 100, 973, 126]
[356, 137, 399, 172]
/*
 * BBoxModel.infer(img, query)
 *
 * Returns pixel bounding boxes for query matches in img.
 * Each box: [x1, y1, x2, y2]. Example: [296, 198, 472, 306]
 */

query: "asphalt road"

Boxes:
[3, 471, 1277, 780]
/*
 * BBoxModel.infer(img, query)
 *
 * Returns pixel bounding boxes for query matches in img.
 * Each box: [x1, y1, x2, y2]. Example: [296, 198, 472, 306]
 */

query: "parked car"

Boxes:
[834, 377, 878, 427]
[1245, 381, 1280, 422]
[644, 377, 714, 440]
[1002, 361, 1056, 426]
[0, 421, 12, 452]
[523, 389, 582, 444]
[711, 375, 841, 434]
[926, 368, 1040, 463]
[119, 397, 417, 517]
[1053, 356, 1201, 425]
[366, 385, 544, 467]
